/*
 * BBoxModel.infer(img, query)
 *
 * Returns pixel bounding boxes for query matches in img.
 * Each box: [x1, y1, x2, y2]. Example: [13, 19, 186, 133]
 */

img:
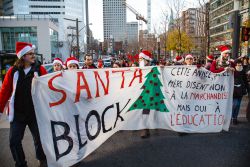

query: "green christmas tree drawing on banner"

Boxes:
[129, 67, 169, 113]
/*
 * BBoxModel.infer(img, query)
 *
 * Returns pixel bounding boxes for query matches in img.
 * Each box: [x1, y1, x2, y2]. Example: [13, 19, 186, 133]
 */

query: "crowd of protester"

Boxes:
[0, 42, 249, 167]
[52, 45, 249, 126]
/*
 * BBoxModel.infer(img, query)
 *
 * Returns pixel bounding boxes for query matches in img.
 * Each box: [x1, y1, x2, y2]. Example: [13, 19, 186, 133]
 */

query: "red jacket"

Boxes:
[210, 60, 235, 73]
[0, 66, 47, 113]
[210, 60, 225, 73]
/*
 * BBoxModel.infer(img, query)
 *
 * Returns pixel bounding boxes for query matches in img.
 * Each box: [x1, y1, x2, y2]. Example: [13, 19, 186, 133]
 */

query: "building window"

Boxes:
[0, 27, 38, 51]
[49, 28, 59, 57]
[30, 12, 62, 14]
[30, 5, 63, 8]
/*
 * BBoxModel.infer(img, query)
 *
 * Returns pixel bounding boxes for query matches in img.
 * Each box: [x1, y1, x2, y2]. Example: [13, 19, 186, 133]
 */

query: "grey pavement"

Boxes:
[0, 96, 249, 167]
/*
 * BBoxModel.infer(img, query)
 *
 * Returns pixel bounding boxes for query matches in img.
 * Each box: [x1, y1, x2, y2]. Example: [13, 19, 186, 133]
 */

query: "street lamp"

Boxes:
[68, 23, 92, 56]
[64, 18, 82, 59]
[79, 23, 92, 32]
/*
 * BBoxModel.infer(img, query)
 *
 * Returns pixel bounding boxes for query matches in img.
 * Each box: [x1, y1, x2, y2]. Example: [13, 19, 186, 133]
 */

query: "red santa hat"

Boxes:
[218, 45, 230, 54]
[16, 42, 36, 59]
[185, 54, 193, 60]
[174, 55, 184, 63]
[218, 45, 231, 64]
[206, 55, 214, 61]
[66, 57, 79, 67]
[97, 59, 103, 68]
[139, 50, 152, 61]
[53, 58, 63, 66]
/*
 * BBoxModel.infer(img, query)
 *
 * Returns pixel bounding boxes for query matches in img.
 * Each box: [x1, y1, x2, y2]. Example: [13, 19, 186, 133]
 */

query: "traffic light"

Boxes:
[241, 26, 250, 42]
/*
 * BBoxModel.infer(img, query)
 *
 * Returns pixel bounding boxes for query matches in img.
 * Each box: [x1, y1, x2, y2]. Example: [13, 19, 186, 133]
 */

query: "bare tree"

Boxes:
[167, 0, 186, 55]
[158, 9, 169, 59]
[197, 0, 210, 58]
[66, 29, 87, 59]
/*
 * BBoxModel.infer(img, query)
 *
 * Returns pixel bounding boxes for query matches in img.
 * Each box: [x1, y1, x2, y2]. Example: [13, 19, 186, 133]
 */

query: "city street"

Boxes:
[0, 97, 249, 167]
[1, 0, 250, 167]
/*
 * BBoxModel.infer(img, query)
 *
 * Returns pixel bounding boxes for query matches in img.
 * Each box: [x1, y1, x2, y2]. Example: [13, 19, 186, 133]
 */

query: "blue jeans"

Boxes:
[9, 119, 46, 167]
[232, 97, 243, 119]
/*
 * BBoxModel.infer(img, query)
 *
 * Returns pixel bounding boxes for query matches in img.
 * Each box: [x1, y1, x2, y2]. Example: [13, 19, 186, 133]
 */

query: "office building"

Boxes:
[0, 15, 59, 62]
[3, 0, 86, 60]
[103, 0, 126, 42]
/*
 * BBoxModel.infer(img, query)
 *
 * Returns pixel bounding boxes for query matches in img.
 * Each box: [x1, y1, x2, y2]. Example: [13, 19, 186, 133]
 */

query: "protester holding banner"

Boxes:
[138, 50, 153, 138]
[184, 54, 194, 65]
[0, 42, 47, 167]
[82, 54, 97, 69]
[53, 58, 63, 72]
[66, 57, 79, 70]
[173, 55, 184, 65]
[32, 63, 234, 166]
[205, 55, 214, 70]
[210, 45, 234, 73]
[232, 59, 248, 125]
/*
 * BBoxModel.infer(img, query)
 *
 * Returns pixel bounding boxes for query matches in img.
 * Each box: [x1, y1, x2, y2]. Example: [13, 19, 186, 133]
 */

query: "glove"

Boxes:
[196, 64, 202, 69]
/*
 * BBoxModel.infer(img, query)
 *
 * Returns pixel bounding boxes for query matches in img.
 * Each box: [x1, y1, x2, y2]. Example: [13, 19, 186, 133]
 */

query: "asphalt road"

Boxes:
[0, 97, 249, 167]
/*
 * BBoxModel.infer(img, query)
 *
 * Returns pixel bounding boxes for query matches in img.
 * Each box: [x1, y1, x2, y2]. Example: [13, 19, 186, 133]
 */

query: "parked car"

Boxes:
[103, 58, 112, 67]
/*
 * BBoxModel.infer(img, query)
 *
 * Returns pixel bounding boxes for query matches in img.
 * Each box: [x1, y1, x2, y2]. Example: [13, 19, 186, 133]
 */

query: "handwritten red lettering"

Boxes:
[48, 72, 67, 107]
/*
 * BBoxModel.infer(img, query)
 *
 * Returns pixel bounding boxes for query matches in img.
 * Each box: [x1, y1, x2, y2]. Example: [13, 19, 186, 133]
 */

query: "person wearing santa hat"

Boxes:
[173, 55, 184, 65]
[138, 50, 153, 138]
[218, 45, 233, 66]
[205, 55, 214, 70]
[0, 42, 47, 167]
[53, 58, 63, 72]
[66, 56, 79, 70]
[139, 50, 152, 67]
[210, 45, 234, 73]
[184, 54, 194, 65]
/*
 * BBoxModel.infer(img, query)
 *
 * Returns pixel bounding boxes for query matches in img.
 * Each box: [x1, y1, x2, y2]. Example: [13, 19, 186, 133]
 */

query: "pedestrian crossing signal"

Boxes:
[241, 26, 250, 42]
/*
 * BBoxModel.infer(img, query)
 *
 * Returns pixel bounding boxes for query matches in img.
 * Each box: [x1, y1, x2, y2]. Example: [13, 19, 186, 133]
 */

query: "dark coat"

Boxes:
[233, 70, 247, 98]
[82, 64, 97, 69]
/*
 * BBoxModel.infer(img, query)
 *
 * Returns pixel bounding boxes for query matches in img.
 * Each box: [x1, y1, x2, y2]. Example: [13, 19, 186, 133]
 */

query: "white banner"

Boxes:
[32, 66, 234, 167]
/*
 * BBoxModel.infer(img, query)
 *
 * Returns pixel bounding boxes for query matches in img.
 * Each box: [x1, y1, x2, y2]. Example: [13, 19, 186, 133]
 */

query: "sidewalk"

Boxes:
[238, 95, 248, 118]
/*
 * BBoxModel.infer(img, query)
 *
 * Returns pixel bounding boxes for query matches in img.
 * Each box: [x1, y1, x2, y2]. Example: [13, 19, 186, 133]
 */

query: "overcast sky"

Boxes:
[89, 0, 201, 41]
